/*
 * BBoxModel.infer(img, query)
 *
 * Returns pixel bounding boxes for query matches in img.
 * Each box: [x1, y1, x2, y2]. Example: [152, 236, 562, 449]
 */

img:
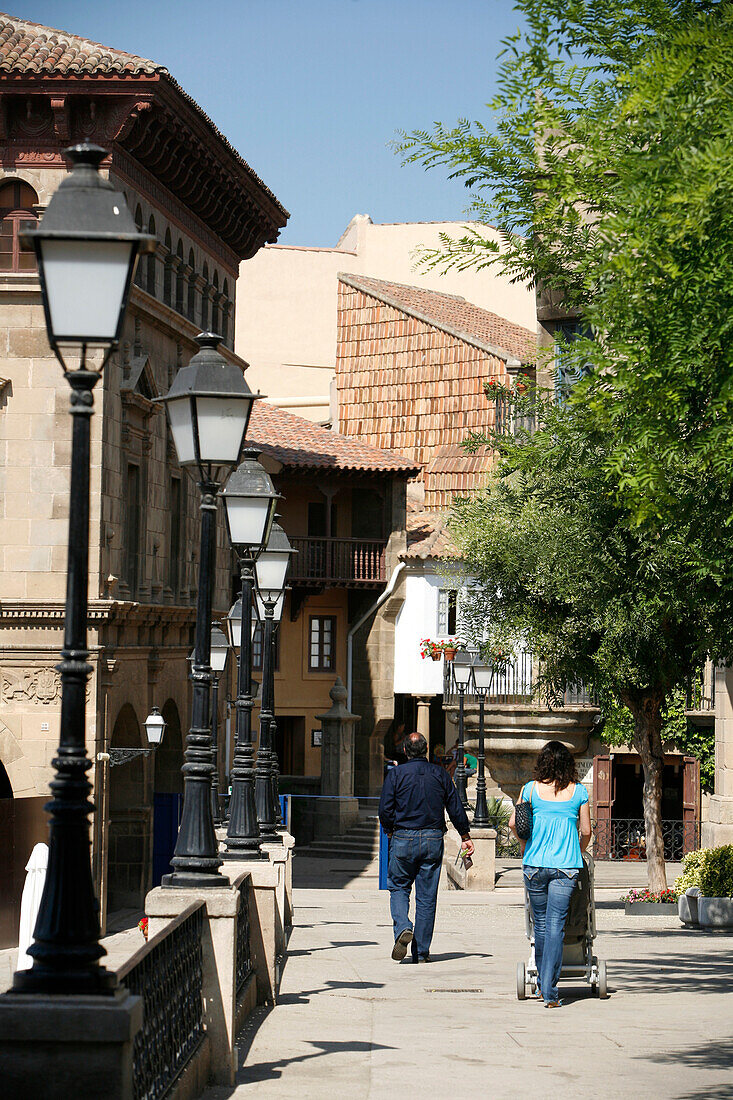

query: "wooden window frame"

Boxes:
[308, 615, 336, 673]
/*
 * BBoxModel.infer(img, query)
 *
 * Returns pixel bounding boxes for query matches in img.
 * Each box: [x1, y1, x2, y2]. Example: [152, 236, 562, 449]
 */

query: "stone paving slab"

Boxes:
[204, 876, 733, 1100]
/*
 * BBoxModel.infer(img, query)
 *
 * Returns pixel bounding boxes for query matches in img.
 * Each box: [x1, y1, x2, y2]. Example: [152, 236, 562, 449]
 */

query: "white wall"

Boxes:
[393, 569, 450, 696]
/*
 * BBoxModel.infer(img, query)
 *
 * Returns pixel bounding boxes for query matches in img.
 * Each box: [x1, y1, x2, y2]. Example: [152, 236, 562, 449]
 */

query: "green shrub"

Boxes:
[674, 848, 707, 895]
[675, 845, 733, 898]
[698, 845, 733, 899]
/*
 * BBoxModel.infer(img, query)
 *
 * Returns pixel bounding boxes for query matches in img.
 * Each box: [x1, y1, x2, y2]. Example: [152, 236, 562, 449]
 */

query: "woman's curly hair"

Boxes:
[534, 740, 578, 792]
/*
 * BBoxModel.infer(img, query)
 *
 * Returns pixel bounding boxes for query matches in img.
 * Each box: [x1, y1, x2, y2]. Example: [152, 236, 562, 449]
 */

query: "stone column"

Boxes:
[704, 664, 733, 846]
[315, 679, 360, 839]
[414, 694, 434, 755]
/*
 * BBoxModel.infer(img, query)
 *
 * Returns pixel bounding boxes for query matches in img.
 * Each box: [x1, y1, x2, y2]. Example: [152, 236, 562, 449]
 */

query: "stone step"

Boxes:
[306, 839, 379, 854]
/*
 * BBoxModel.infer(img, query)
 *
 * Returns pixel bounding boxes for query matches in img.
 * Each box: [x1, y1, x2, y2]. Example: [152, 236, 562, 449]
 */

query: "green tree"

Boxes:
[450, 386, 733, 890]
[397, 0, 733, 521]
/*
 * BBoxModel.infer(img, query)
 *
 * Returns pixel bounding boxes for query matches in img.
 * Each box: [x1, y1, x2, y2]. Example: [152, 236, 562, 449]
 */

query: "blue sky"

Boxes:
[24, 0, 524, 244]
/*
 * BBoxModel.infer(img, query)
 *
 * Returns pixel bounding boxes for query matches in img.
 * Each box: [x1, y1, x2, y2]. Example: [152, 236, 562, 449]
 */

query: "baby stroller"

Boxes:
[516, 853, 608, 999]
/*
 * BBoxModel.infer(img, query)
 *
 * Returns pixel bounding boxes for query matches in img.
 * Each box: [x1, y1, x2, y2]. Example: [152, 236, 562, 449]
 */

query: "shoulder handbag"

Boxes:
[514, 782, 534, 841]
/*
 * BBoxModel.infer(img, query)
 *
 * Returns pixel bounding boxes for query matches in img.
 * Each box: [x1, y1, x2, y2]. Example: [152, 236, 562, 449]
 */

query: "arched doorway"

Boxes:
[108, 704, 151, 912]
[152, 700, 184, 886]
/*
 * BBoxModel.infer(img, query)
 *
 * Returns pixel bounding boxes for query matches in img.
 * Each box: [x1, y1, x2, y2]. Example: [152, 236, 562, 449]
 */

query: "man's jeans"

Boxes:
[388, 829, 444, 959]
[523, 866, 579, 1003]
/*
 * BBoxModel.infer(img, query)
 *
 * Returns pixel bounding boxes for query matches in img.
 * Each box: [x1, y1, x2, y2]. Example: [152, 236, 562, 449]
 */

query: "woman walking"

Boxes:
[509, 741, 592, 1007]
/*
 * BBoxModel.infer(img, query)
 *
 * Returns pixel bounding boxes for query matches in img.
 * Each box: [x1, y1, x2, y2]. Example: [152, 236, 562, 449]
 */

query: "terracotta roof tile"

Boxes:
[247, 401, 421, 476]
[404, 510, 458, 561]
[339, 274, 535, 363]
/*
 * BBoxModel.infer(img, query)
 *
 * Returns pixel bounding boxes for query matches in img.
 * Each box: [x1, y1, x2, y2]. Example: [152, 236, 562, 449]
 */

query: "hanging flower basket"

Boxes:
[138, 916, 149, 941]
[420, 638, 443, 660]
[442, 639, 458, 661]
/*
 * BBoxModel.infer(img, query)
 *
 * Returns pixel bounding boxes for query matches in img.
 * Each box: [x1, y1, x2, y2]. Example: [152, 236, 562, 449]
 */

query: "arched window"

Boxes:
[175, 240, 184, 314]
[201, 263, 209, 330]
[146, 215, 157, 296]
[163, 229, 172, 306]
[0, 180, 39, 272]
[221, 279, 230, 344]
[133, 206, 144, 286]
[187, 248, 196, 321]
[211, 271, 220, 335]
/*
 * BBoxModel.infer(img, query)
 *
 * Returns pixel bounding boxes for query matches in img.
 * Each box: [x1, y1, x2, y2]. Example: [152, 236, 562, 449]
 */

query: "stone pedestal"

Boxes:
[444, 827, 497, 891]
[703, 665, 733, 846]
[218, 859, 280, 1005]
[0, 988, 142, 1100]
[146, 883, 240, 1088]
[414, 694, 434, 754]
[319, 677, 360, 798]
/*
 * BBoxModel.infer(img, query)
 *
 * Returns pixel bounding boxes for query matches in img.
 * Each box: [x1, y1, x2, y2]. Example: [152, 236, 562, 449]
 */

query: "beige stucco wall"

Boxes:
[236, 215, 537, 423]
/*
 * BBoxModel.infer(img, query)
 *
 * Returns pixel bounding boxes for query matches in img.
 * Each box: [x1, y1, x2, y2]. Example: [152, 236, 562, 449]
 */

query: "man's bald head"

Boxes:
[404, 732, 428, 759]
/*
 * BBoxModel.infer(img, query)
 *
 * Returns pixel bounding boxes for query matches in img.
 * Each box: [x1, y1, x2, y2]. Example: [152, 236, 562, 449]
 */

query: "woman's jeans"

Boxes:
[388, 829, 444, 959]
[523, 866, 579, 1003]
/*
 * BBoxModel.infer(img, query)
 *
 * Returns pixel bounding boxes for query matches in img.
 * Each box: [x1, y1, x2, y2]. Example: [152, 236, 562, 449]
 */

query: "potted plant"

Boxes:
[675, 849, 707, 926]
[697, 845, 733, 929]
[622, 888, 678, 915]
[420, 638, 442, 661]
[442, 639, 458, 661]
[138, 916, 149, 941]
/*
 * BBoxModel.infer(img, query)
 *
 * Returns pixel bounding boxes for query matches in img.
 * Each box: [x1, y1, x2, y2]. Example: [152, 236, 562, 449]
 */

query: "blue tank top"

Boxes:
[521, 781, 588, 870]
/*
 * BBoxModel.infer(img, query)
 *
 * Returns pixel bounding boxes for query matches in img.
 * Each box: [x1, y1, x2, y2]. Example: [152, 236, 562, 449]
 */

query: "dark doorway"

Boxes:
[152, 700, 184, 887]
[108, 704, 150, 912]
[275, 715, 305, 776]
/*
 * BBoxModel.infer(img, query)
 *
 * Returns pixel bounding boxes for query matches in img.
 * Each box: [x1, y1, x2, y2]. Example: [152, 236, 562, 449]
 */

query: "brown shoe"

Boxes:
[391, 928, 413, 961]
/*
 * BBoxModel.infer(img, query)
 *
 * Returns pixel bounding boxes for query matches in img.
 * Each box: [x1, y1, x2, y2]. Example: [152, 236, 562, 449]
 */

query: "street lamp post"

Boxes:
[159, 332, 258, 887]
[452, 650, 474, 813]
[221, 450, 279, 859]
[254, 524, 295, 846]
[471, 655, 495, 828]
[256, 588, 286, 828]
[209, 623, 229, 826]
[11, 143, 154, 996]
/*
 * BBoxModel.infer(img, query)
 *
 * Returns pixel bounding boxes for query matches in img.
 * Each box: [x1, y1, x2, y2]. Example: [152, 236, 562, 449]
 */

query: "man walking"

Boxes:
[379, 732, 474, 963]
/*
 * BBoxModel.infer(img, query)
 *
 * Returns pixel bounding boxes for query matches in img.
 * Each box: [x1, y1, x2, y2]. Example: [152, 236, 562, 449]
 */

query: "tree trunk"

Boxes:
[625, 692, 667, 892]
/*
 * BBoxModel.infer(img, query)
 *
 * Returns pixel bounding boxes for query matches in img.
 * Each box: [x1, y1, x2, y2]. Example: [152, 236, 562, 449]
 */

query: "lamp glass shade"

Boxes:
[255, 551, 290, 600]
[144, 706, 166, 745]
[472, 658, 494, 691]
[453, 650, 474, 687]
[226, 599, 242, 650]
[209, 624, 229, 674]
[224, 494, 274, 550]
[40, 238, 137, 345]
[195, 395, 253, 465]
[167, 396, 197, 464]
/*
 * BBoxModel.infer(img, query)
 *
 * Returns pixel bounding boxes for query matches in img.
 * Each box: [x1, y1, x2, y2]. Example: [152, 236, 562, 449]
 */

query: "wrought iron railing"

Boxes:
[288, 536, 386, 586]
[118, 902, 205, 1100]
[591, 817, 700, 862]
[443, 653, 596, 706]
[686, 663, 716, 713]
[236, 878, 252, 1000]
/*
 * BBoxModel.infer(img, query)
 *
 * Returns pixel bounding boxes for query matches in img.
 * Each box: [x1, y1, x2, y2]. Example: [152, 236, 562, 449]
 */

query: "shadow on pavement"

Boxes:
[609, 950, 733, 995]
[287, 940, 379, 956]
[276, 978, 385, 1007]
[235, 1040, 398, 1087]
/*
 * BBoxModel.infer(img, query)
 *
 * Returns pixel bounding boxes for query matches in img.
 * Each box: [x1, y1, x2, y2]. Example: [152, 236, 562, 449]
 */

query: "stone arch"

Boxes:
[108, 703, 152, 912]
[0, 720, 35, 797]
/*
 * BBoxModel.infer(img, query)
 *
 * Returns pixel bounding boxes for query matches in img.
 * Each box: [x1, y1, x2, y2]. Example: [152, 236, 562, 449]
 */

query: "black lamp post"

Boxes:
[12, 143, 154, 996]
[471, 655, 495, 828]
[254, 523, 295, 846]
[256, 587, 287, 828]
[221, 449, 279, 860]
[209, 623, 229, 826]
[159, 332, 258, 888]
[452, 650, 474, 812]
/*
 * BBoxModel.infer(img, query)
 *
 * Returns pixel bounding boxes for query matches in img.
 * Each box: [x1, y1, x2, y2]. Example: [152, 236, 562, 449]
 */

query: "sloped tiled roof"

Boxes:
[339, 274, 535, 363]
[247, 401, 421, 476]
[404, 508, 458, 561]
[0, 12, 160, 74]
[0, 13, 287, 219]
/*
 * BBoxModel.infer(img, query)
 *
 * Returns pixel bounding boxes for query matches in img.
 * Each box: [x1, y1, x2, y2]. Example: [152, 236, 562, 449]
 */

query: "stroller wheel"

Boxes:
[598, 960, 608, 999]
[516, 961, 527, 1000]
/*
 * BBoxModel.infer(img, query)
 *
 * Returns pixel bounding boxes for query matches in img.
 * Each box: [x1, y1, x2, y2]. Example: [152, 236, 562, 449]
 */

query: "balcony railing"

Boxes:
[443, 652, 596, 706]
[686, 663, 715, 713]
[288, 536, 386, 587]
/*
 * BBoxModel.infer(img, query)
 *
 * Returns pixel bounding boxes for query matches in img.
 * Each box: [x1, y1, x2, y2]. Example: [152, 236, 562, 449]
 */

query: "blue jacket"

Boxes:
[379, 758, 471, 836]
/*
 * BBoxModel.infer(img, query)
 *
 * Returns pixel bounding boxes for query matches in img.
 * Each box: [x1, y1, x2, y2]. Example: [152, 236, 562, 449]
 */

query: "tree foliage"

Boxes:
[397, 0, 733, 521]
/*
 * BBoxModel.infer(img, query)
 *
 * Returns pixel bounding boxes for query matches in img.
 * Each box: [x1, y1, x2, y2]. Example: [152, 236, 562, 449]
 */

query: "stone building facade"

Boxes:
[0, 13, 287, 934]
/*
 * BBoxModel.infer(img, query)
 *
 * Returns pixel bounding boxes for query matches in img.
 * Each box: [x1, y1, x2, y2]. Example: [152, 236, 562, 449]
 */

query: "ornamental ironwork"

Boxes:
[118, 902, 205, 1100]
[592, 817, 700, 862]
[236, 879, 252, 999]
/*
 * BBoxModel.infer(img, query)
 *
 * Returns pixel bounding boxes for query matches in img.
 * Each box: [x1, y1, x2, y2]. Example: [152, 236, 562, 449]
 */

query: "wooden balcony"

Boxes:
[288, 536, 387, 588]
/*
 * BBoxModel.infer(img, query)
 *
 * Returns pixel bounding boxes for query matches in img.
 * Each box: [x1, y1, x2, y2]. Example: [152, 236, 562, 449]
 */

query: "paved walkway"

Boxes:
[205, 857, 733, 1100]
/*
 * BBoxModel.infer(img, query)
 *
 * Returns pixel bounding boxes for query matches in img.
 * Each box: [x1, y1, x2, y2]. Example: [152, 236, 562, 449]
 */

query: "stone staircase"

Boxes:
[296, 815, 380, 860]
